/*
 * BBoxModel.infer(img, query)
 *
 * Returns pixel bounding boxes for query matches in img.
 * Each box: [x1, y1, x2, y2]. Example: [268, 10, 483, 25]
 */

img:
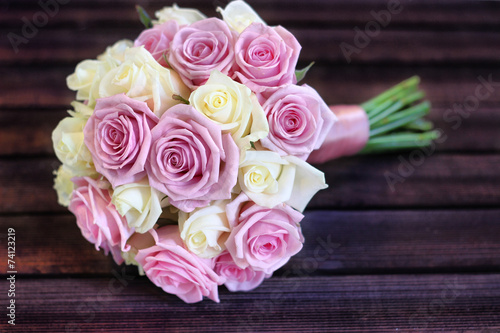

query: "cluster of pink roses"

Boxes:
[53, 1, 336, 303]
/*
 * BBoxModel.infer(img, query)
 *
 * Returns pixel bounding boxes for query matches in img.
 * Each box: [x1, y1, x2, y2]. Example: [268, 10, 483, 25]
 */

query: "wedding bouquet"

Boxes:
[52, 1, 437, 303]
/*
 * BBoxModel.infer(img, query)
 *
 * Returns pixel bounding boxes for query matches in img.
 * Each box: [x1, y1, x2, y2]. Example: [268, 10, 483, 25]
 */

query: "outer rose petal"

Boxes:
[69, 177, 134, 265]
[135, 226, 222, 303]
[99, 47, 190, 117]
[215, 252, 271, 292]
[216, 0, 266, 33]
[238, 150, 327, 212]
[283, 155, 328, 212]
[66, 40, 133, 107]
[134, 20, 179, 66]
[153, 4, 207, 25]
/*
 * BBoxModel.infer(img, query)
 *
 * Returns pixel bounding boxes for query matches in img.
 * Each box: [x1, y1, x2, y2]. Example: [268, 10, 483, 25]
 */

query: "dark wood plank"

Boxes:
[2, 154, 499, 213]
[2, 27, 500, 65]
[0, 215, 115, 275]
[1, 65, 499, 109]
[0, 158, 64, 213]
[0, 109, 66, 156]
[2, 209, 500, 275]
[5, 274, 500, 331]
[314, 154, 500, 209]
[3, 0, 500, 28]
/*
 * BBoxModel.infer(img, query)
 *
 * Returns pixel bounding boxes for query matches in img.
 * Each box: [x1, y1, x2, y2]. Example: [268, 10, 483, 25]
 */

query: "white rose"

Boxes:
[53, 164, 76, 207]
[154, 4, 207, 25]
[97, 39, 132, 63]
[99, 46, 190, 117]
[52, 115, 95, 176]
[217, 0, 266, 33]
[239, 151, 327, 212]
[67, 101, 93, 118]
[67, 40, 132, 106]
[178, 200, 231, 259]
[189, 70, 268, 153]
[111, 179, 167, 234]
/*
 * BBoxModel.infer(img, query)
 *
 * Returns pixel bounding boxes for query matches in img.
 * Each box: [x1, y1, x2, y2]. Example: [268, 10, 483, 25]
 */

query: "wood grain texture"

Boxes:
[1, 154, 500, 214]
[0, 0, 499, 330]
[0, 109, 65, 156]
[3, 0, 500, 28]
[2, 210, 500, 275]
[3, 274, 500, 332]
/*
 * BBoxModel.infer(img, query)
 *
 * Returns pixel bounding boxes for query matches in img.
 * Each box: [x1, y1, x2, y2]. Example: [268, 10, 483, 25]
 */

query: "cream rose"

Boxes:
[52, 115, 95, 176]
[178, 200, 232, 259]
[217, 0, 266, 33]
[68, 101, 93, 119]
[53, 164, 75, 207]
[239, 150, 327, 212]
[97, 39, 131, 63]
[98, 47, 190, 117]
[189, 70, 268, 153]
[153, 4, 206, 25]
[111, 179, 167, 234]
[67, 40, 132, 106]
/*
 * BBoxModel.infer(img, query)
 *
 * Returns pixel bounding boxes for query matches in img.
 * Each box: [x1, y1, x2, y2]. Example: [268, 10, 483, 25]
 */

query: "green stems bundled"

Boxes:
[359, 76, 439, 154]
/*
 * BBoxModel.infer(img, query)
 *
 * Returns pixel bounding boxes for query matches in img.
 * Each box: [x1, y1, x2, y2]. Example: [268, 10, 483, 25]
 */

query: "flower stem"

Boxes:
[361, 76, 420, 114]
[369, 101, 431, 137]
[359, 76, 438, 154]
[360, 131, 440, 154]
[403, 119, 434, 132]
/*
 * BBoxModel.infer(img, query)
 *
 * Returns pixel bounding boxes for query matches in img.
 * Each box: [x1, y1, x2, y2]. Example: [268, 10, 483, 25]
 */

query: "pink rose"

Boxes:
[84, 94, 159, 188]
[68, 177, 134, 264]
[225, 193, 304, 274]
[134, 20, 179, 67]
[146, 104, 239, 212]
[215, 252, 271, 292]
[168, 18, 235, 89]
[135, 226, 221, 303]
[233, 23, 301, 93]
[259, 84, 337, 159]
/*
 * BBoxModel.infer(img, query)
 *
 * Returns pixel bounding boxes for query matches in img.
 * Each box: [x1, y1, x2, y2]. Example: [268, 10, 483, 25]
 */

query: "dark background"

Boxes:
[1, 0, 500, 331]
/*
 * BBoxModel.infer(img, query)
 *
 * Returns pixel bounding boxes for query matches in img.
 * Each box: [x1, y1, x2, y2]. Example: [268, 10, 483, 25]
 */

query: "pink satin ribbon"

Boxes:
[307, 105, 370, 164]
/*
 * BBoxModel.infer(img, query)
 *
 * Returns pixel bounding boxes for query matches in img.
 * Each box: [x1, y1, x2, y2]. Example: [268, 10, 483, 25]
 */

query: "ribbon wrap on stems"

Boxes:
[308, 76, 439, 164]
[307, 105, 370, 164]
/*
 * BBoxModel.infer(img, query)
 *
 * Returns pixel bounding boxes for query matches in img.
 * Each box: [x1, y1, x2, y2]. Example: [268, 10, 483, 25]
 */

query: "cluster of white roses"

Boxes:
[52, 1, 337, 303]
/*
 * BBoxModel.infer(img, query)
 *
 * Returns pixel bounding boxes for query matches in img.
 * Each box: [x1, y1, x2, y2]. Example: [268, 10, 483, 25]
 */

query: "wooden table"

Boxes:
[1, 0, 500, 331]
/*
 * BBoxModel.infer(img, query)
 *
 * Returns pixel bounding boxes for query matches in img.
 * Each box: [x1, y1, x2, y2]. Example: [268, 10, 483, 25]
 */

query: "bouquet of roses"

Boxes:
[52, 1, 437, 303]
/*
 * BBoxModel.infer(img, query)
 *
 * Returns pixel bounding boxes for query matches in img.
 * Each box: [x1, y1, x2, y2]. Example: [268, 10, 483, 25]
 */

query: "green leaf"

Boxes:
[250, 141, 256, 149]
[172, 94, 190, 104]
[136, 5, 153, 29]
[295, 61, 315, 83]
